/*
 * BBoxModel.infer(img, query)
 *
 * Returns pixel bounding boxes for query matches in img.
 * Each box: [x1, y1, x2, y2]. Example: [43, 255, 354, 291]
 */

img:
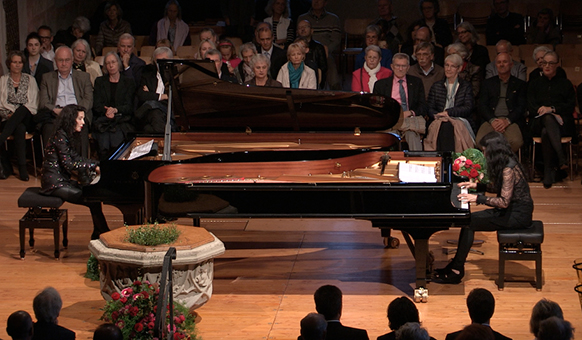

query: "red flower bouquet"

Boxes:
[453, 148, 488, 184]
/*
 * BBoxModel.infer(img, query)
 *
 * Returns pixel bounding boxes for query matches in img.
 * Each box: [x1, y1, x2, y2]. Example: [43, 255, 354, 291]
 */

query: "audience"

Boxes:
[456, 22, 490, 72]
[378, 297, 435, 340]
[244, 54, 282, 87]
[294, 37, 321, 86]
[93, 323, 122, 340]
[395, 322, 429, 340]
[71, 39, 103, 85]
[218, 38, 242, 71]
[236, 42, 258, 83]
[530, 299, 564, 338]
[6, 311, 33, 340]
[149, 0, 191, 52]
[32, 287, 75, 340]
[23, 32, 54, 87]
[53, 16, 91, 49]
[277, 42, 317, 89]
[355, 25, 393, 71]
[95, 2, 132, 56]
[486, 0, 525, 46]
[537, 317, 574, 340]
[401, 26, 444, 67]
[410, 0, 453, 48]
[484, 40, 526, 81]
[38, 25, 55, 61]
[528, 46, 566, 83]
[296, 20, 327, 88]
[196, 39, 217, 60]
[313, 285, 369, 340]
[299, 313, 327, 340]
[199, 27, 218, 46]
[406, 42, 443, 100]
[446, 43, 482, 99]
[455, 324, 495, 340]
[256, 23, 287, 80]
[117, 33, 146, 86]
[352, 45, 392, 93]
[264, 0, 294, 48]
[205, 49, 238, 83]
[526, 8, 561, 46]
[373, 0, 404, 56]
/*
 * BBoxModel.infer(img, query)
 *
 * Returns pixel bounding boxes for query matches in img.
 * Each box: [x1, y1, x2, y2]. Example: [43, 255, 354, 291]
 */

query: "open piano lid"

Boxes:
[162, 59, 402, 132]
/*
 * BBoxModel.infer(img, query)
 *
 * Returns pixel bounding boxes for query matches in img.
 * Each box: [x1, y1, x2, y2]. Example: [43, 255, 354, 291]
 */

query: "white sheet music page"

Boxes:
[128, 139, 155, 160]
[397, 162, 437, 183]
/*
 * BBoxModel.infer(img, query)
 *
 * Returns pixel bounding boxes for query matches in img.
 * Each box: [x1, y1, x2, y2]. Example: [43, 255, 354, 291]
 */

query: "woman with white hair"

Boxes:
[352, 45, 392, 93]
[71, 39, 102, 85]
[244, 54, 282, 87]
[149, 0, 191, 51]
[264, 0, 294, 48]
[446, 42, 481, 98]
[32, 287, 75, 340]
[276, 42, 316, 89]
[424, 53, 475, 152]
[455, 21, 490, 71]
[529, 45, 567, 82]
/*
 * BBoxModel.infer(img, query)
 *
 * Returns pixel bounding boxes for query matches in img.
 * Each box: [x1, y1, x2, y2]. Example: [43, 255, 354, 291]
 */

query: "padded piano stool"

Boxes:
[18, 188, 68, 259]
[497, 220, 544, 290]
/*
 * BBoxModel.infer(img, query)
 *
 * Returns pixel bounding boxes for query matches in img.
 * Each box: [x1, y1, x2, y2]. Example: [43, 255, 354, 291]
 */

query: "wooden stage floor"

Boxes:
[0, 175, 581, 340]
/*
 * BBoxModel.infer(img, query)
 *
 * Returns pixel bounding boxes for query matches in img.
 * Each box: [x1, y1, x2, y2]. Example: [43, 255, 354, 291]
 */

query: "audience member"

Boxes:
[354, 25, 393, 70]
[374, 53, 427, 151]
[221, 0, 255, 42]
[196, 39, 217, 60]
[117, 33, 146, 86]
[155, 38, 172, 50]
[455, 324, 495, 340]
[244, 54, 282, 87]
[400, 23, 421, 62]
[352, 45, 392, 93]
[38, 25, 55, 61]
[0, 51, 38, 181]
[218, 38, 242, 71]
[395, 322, 429, 340]
[373, 0, 404, 55]
[277, 42, 317, 89]
[298, 0, 342, 90]
[205, 49, 239, 83]
[296, 20, 327, 88]
[444, 288, 512, 339]
[23, 32, 54, 87]
[149, 0, 191, 52]
[6, 311, 33, 340]
[477, 52, 526, 153]
[456, 22, 490, 72]
[37, 46, 92, 157]
[526, 8, 561, 46]
[32, 287, 75, 340]
[528, 46, 566, 83]
[294, 37, 321, 86]
[93, 323, 122, 340]
[530, 299, 564, 338]
[434, 133, 531, 283]
[537, 317, 573, 340]
[486, 0, 525, 46]
[313, 285, 369, 340]
[199, 28, 218, 46]
[378, 297, 435, 340]
[92, 51, 136, 160]
[264, 0, 294, 48]
[95, 2, 132, 56]
[236, 42, 257, 83]
[257, 24, 287, 79]
[485, 40, 526, 81]
[446, 43, 482, 99]
[527, 51, 576, 188]
[401, 26, 444, 67]
[299, 313, 327, 340]
[53, 16, 91, 48]
[407, 42, 444, 99]
[410, 0, 453, 48]
[424, 53, 475, 152]
[71, 39, 103, 85]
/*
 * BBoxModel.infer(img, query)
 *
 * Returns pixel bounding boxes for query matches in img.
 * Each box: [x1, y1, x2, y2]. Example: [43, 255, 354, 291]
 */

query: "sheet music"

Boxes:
[397, 162, 436, 183]
[128, 139, 155, 160]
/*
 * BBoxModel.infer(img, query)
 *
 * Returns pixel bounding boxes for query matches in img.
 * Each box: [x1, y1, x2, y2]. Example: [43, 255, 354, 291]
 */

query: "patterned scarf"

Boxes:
[7, 74, 29, 107]
[288, 62, 304, 89]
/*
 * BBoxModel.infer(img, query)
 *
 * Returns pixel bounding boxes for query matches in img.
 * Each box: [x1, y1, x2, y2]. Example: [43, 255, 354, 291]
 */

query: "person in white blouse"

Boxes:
[264, 0, 294, 48]
[276, 42, 316, 89]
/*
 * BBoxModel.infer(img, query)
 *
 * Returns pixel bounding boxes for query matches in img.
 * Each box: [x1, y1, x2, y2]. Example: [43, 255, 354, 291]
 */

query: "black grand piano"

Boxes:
[85, 59, 470, 290]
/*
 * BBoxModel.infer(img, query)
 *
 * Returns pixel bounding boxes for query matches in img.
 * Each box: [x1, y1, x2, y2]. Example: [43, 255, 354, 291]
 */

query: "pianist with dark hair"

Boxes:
[434, 132, 533, 284]
[40, 104, 110, 240]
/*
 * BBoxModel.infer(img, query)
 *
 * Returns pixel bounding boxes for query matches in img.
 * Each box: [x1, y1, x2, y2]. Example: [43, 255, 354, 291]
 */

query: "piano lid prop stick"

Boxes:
[380, 153, 391, 175]
[163, 76, 173, 161]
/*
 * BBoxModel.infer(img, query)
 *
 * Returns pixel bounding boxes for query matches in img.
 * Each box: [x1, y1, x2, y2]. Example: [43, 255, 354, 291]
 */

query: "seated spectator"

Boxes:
[264, 0, 294, 48]
[355, 25, 393, 70]
[424, 53, 475, 152]
[530, 299, 564, 338]
[486, 0, 525, 46]
[372, 0, 404, 55]
[0, 51, 38, 181]
[444, 288, 512, 339]
[477, 52, 526, 153]
[400, 23, 421, 62]
[196, 39, 216, 60]
[296, 20, 327, 88]
[117, 33, 146, 86]
[456, 22, 490, 72]
[378, 297, 435, 340]
[149, 0, 191, 52]
[204, 49, 239, 83]
[53, 16, 91, 48]
[407, 42, 444, 99]
[23, 32, 54, 87]
[236, 42, 257, 83]
[218, 38, 242, 71]
[199, 28, 218, 46]
[72, 39, 103, 85]
[32, 287, 75, 340]
[244, 54, 282, 87]
[299, 313, 327, 340]
[410, 0, 453, 47]
[446, 43, 482, 99]
[401, 26, 444, 67]
[454, 324, 494, 340]
[395, 322, 429, 340]
[38, 25, 55, 61]
[92, 51, 136, 160]
[485, 40, 526, 81]
[6, 310, 34, 340]
[528, 51, 575, 188]
[257, 23, 287, 80]
[95, 2, 132, 56]
[294, 37, 321, 86]
[93, 323, 122, 340]
[155, 38, 172, 50]
[528, 46, 566, 82]
[313, 285, 369, 340]
[276, 42, 317, 89]
[526, 8, 561, 46]
[537, 317, 573, 340]
[352, 45, 392, 93]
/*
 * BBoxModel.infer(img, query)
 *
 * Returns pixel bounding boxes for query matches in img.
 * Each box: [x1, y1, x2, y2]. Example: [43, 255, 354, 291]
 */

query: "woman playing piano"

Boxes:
[40, 104, 110, 240]
[434, 132, 533, 284]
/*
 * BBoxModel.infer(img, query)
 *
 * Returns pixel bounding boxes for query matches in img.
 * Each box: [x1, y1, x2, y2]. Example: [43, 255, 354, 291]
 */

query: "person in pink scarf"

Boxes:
[149, 0, 191, 51]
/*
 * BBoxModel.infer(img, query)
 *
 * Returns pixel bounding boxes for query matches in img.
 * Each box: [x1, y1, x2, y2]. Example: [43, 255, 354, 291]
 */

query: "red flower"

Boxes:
[174, 316, 181, 324]
[120, 297, 127, 304]
[130, 306, 139, 317]
[148, 322, 155, 330]
[174, 332, 183, 340]
[470, 169, 479, 178]
[460, 170, 469, 177]
[465, 159, 473, 166]
[142, 291, 149, 299]
[111, 311, 119, 321]
[134, 323, 144, 332]
[473, 164, 481, 170]
[452, 164, 460, 171]
[179, 315, 185, 322]
[134, 280, 142, 286]
[111, 292, 121, 301]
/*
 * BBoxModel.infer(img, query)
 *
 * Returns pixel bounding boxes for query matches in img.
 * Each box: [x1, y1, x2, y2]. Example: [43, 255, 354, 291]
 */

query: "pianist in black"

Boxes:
[434, 132, 533, 284]
[40, 104, 110, 240]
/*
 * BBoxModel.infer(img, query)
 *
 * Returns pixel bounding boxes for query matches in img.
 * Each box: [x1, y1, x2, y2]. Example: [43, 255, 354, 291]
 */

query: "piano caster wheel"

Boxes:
[383, 236, 400, 248]
[413, 287, 428, 303]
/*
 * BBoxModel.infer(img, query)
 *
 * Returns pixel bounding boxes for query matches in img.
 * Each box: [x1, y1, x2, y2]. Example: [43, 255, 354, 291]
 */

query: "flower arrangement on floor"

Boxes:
[101, 280, 197, 340]
[453, 148, 488, 184]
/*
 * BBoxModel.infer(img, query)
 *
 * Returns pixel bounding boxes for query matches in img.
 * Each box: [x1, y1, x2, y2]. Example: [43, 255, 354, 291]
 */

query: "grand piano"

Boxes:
[85, 59, 470, 290]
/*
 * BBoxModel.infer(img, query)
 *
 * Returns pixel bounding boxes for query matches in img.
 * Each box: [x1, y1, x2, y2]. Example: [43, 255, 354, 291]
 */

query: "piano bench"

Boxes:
[497, 220, 544, 291]
[17, 188, 68, 260]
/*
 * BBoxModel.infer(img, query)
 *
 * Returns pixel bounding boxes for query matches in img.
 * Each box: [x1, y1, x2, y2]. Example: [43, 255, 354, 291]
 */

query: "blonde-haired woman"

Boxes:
[276, 42, 316, 89]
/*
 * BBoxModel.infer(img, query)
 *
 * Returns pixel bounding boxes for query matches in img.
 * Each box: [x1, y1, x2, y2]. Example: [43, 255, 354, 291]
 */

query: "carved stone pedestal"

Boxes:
[88, 225, 225, 310]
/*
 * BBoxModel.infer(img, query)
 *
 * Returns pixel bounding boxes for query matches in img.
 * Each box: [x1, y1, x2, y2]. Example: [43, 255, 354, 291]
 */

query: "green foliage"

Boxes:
[85, 254, 100, 281]
[125, 222, 181, 246]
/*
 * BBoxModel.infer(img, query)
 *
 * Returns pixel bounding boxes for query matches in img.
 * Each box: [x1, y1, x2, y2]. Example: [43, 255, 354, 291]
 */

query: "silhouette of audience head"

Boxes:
[313, 285, 342, 321]
[93, 323, 123, 340]
[33, 287, 63, 324]
[299, 313, 327, 340]
[387, 296, 420, 331]
[530, 299, 563, 337]
[537, 316, 573, 340]
[455, 324, 494, 340]
[6, 311, 33, 340]
[466, 288, 495, 324]
[395, 322, 429, 340]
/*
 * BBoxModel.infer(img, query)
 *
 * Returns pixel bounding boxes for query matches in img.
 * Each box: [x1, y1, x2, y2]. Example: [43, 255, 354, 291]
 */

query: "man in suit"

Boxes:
[257, 24, 286, 80]
[6, 311, 34, 340]
[445, 288, 512, 340]
[313, 285, 369, 340]
[23, 32, 54, 87]
[37, 45, 92, 156]
[118, 33, 146, 86]
[374, 53, 427, 151]
[477, 52, 526, 152]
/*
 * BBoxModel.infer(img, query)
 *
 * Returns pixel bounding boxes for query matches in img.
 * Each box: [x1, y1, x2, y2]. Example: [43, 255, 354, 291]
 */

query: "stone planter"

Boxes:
[88, 225, 225, 310]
